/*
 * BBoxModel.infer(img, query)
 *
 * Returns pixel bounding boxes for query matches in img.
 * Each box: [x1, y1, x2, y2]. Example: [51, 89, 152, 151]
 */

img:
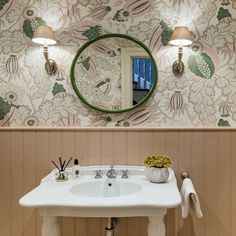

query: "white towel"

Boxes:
[180, 178, 203, 218]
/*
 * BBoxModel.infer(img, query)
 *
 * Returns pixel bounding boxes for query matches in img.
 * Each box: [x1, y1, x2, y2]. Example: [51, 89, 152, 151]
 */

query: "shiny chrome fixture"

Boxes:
[95, 169, 102, 178]
[121, 169, 129, 178]
[106, 165, 116, 179]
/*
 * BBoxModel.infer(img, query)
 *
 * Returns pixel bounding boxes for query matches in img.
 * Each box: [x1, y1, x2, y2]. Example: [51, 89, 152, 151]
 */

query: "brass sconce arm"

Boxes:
[172, 47, 184, 77]
[43, 46, 50, 63]
[32, 25, 57, 76]
[43, 46, 57, 75]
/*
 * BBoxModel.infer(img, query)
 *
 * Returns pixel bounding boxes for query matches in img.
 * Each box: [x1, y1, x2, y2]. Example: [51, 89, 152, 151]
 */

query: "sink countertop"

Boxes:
[19, 166, 181, 209]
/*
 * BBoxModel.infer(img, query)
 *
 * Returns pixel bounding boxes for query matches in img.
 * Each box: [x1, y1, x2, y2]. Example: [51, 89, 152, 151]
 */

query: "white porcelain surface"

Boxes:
[20, 165, 181, 236]
[70, 180, 142, 198]
[144, 167, 169, 183]
[19, 165, 181, 217]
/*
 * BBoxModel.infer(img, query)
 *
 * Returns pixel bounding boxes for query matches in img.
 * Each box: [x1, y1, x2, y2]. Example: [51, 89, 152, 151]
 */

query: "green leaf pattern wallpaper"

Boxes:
[0, 0, 235, 127]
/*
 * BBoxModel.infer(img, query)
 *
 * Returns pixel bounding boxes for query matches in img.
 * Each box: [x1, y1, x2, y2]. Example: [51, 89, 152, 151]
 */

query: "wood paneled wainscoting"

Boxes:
[0, 128, 235, 236]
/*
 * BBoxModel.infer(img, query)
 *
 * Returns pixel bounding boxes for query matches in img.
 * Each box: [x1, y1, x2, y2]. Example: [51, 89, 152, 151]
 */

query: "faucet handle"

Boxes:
[95, 169, 102, 178]
[121, 169, 128, 179]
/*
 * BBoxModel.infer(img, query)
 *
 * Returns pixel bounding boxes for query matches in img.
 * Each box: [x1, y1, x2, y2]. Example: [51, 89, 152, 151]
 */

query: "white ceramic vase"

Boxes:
[144, 167, 169, 183]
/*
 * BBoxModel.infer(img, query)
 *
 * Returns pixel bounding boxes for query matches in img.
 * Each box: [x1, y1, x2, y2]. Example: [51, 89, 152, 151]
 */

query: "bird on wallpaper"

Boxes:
[113, 0, 154, 22]
[115, 108, 152, 127]
[92, 41, 117, 57]
[71, 21, 105, 43]
[149, 20, 173, 56]
[77, 55, 97, 79]
[95, 78, 112, 95]
[79, 56, 91, 71]
[88, 5, 112, 21]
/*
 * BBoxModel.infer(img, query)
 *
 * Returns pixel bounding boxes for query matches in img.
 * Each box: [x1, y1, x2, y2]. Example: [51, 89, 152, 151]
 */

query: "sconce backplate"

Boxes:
[45, 59, 57, 75]
[172, 60, 184, 77]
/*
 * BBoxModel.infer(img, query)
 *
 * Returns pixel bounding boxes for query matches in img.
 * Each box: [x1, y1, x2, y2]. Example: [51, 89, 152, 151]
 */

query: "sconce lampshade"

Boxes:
[169, 26, 192, 46]
[32, 25, 57, 45]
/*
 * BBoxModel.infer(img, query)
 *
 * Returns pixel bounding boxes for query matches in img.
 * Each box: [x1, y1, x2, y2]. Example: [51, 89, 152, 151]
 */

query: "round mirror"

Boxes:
[71, 34, 158, 113]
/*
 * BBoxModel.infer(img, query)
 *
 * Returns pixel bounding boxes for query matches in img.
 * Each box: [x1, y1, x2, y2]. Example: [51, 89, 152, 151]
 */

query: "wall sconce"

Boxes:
[32, 25, 57, 75]
[169, 26, 192, 77]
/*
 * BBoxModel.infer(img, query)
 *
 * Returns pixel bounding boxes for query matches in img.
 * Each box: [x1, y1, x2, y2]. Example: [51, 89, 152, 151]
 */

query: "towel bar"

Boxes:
[181, 171, 190, 180]
[180, 171, 197, 203]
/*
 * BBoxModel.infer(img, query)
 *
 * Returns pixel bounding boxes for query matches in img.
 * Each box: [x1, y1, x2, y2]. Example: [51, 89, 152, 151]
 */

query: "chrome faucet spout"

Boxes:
[106, 165, 116, 179]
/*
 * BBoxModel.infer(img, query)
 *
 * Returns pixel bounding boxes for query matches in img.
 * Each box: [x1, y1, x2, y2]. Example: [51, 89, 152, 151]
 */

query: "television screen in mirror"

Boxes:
[70, 34, 158, 113]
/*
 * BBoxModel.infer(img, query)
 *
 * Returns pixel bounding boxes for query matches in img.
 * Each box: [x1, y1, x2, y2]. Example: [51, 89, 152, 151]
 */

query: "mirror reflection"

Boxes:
[71, 35, 157, 112]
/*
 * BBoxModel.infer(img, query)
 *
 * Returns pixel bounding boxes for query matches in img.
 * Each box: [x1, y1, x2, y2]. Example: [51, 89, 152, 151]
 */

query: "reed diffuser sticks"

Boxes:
[52, 157, 72, 171]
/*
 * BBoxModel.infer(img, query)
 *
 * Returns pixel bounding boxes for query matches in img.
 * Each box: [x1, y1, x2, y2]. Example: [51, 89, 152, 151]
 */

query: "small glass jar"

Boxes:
[56, 170, 68, 182]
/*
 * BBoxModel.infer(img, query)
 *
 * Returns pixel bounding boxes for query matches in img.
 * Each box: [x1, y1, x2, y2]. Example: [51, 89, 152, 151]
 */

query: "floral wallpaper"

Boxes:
[74, 36, 149, 111]
[0, 0, 235, 127]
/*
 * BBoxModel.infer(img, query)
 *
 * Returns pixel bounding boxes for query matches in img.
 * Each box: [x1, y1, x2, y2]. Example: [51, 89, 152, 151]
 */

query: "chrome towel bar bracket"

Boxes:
[180, 171, 197, 203]
[181, 171, 190, 180]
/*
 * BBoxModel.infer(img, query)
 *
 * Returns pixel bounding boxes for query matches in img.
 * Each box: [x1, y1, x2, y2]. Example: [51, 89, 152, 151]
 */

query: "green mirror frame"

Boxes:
[70, 33, 158, 113]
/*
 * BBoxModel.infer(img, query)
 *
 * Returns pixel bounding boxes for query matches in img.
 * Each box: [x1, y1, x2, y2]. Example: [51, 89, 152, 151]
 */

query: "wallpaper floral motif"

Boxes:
[73, 36, 150, 111]
[74, 37, 123, 111]
[0, 0, 235, 127]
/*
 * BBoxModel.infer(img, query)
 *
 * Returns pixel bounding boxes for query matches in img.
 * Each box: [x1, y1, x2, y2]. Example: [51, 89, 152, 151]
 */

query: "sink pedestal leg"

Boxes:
[148, 210, 167, 236]
[42, 216, 60, 236]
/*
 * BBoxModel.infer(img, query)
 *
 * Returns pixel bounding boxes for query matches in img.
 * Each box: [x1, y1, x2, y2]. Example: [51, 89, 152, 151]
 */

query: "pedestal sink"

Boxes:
[19, 165, 181, 236]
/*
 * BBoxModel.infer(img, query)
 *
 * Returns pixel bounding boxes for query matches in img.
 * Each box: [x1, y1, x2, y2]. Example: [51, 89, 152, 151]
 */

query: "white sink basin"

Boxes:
[19, 165, 182, 236]
[70, 180, 142, 198]
[19, 165, 181, 213]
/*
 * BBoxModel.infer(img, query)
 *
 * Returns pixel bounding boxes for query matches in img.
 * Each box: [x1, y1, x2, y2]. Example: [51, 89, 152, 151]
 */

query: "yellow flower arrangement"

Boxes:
[144, 155, 171, 168]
